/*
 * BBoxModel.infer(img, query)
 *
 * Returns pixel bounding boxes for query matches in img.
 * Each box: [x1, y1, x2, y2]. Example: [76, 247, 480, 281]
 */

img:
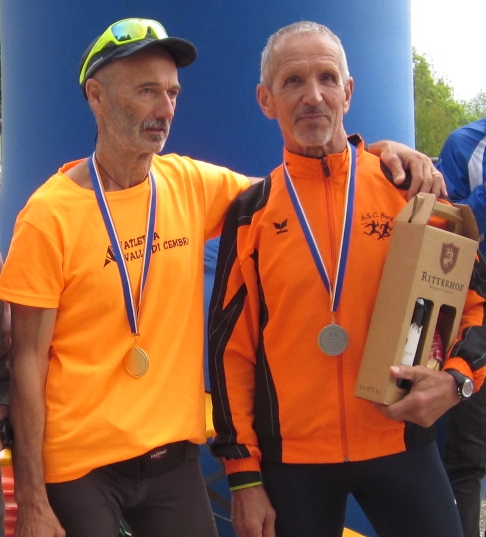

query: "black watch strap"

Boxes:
[444, 369, 474, 400]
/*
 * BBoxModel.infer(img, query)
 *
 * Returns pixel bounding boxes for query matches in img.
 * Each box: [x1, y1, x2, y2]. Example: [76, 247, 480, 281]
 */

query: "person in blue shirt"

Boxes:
[437, 117, 486, 257]
[437, 117, 486, 537]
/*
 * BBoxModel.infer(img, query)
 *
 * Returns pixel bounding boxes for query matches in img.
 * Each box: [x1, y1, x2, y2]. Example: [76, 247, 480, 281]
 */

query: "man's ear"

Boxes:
[85, 78, 104, 108]
[256, 84, 277, 120]
[343, 77, 354, 115]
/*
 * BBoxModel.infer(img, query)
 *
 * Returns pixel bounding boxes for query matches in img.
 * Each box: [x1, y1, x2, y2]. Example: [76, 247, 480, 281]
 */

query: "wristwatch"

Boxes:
[444, 369, 474, 400]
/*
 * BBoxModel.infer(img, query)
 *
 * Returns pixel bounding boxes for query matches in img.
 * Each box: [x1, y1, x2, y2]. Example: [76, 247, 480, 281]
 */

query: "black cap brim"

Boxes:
[80, 35, 197, 96]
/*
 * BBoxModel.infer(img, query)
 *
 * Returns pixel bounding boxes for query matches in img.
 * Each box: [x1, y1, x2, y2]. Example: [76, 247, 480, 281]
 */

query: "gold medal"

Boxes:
[123, 346, 149, 378]
[318, 324, 349, 356]
[91, 155, 155, 381]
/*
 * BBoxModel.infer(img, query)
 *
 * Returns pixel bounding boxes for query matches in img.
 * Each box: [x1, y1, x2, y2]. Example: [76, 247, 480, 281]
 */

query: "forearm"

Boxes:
[446, 256, 486, 389]
[10, 361, 66, 537]
[9, 305, 56, 507]
[7, 303, 64, 536]
[10, 358, 49, 506]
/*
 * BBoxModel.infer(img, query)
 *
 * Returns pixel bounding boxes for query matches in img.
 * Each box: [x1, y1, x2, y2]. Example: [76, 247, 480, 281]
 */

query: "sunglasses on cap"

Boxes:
[79, 18, 171, 85]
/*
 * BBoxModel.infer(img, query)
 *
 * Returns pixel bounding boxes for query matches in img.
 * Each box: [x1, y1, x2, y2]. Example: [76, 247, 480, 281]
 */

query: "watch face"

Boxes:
[462, 378, 474, 398]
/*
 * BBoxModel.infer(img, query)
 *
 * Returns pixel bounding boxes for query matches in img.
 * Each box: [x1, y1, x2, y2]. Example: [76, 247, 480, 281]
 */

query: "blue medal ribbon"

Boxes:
[89, 153, 156, 335]
[283, 143, 357, 313]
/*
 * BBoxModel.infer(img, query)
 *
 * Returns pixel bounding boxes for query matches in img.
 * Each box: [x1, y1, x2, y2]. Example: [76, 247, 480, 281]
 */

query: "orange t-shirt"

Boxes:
[0, 153, 249, 482]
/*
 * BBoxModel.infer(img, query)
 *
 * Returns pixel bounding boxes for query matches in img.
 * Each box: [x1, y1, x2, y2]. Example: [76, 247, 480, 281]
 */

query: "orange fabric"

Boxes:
[343, 530, 366, 537]
[209, 137, 486, 480]
[205, 392, 215, 438]
[0, 153, 248, 482]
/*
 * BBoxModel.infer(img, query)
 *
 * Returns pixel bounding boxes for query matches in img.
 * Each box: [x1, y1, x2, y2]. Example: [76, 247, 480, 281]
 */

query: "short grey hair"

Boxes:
[260, 21, 350, 88]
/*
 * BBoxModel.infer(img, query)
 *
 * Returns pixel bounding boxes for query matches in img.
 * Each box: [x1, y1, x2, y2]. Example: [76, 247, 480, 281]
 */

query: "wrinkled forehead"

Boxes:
[273, 31, 341, 62]
[270, 32, 343, 79]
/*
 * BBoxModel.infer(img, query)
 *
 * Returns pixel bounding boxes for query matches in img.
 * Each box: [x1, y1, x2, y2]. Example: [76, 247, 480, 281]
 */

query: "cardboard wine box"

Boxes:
[355, 193, 479, 405]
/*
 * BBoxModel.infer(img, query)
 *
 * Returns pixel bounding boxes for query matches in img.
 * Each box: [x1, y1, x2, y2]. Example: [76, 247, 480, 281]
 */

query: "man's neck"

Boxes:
[94, 147, 153, 191]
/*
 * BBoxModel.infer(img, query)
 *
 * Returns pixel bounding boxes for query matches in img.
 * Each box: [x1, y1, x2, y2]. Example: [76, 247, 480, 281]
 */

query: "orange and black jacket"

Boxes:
[209, 135, 486, 490]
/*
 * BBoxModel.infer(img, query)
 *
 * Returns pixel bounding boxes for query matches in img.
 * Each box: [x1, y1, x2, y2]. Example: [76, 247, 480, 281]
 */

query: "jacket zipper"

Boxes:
[322, 155, 350, 462]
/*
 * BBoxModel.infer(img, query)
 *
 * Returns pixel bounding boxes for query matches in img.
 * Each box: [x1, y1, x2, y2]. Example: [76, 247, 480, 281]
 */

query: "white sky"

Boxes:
[411, 0, 486, 101]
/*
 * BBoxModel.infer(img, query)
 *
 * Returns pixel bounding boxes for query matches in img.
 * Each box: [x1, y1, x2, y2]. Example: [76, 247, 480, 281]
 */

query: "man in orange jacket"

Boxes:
[209, 21, 486, 537]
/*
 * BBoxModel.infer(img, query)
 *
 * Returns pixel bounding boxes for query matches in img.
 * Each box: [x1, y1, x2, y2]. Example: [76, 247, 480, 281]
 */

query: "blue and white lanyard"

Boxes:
[283, 143, 357, 313]
[88, 153, 157, 335]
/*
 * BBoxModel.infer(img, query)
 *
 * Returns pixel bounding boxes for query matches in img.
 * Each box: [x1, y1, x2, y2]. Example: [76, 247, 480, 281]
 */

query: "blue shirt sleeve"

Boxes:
[437, 129, 486, 235]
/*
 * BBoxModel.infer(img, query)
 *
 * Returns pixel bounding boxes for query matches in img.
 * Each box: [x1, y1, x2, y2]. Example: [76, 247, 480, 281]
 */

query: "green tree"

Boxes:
[464, 90, 486, 120]
[413, 50, 469, 157]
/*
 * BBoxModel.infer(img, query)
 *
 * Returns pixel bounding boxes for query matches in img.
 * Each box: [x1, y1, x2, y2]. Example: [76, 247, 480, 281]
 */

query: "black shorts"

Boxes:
[46, 442, 217, 537]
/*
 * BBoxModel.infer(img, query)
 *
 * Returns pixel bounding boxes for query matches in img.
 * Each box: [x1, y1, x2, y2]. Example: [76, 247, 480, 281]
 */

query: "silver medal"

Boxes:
[318, 324, 349, 355]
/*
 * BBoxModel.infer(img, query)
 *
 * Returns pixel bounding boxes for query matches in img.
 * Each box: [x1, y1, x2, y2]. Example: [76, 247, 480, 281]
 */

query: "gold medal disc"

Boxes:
[318, 324, 349, 356]
[123, 346, 149, 378]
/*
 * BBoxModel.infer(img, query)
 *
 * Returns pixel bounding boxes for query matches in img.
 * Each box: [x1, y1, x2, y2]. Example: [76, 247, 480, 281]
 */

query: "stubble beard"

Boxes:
[296, 123, 334, 151]
[140, 119, 170, 153]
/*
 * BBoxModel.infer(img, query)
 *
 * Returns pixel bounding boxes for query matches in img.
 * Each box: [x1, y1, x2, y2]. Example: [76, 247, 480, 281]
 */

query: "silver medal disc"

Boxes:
[318, 324, 349, 355]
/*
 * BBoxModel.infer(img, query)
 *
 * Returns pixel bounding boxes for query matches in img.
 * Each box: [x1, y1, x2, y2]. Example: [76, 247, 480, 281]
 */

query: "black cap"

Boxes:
[79, 18, 197, 97]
